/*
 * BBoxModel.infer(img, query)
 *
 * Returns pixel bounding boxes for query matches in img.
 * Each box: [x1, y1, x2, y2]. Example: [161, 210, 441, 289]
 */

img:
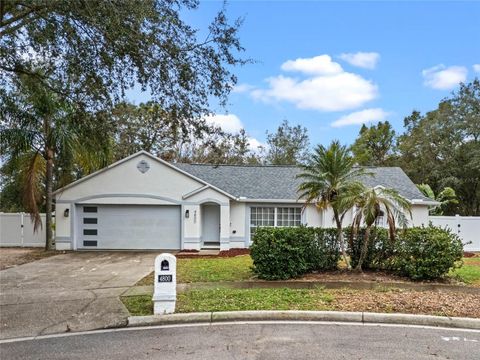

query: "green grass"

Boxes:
[121, 287, 335, 315]
[136, 255, 254, 285]
[121, 295, 153, 316]
[450, 257, 480, 285]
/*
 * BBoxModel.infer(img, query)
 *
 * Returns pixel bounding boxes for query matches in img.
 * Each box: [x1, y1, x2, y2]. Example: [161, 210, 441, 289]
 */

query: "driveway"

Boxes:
[0, 252, 158, 340]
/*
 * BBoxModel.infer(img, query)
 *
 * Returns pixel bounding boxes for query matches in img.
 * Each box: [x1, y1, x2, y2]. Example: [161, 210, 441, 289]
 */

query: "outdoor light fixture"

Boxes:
[185, 210, 190, 218]
[64, 208, 70, 217]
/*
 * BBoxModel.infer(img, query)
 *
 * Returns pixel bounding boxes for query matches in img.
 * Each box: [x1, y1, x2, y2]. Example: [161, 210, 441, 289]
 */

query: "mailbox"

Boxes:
[152, 253, 176, 314]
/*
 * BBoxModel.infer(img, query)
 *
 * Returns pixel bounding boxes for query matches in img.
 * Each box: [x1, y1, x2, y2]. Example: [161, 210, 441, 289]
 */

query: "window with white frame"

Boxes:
[277, 207, 302, 227]
[375, 210, 386, 227]
[250, 206, 302, 239]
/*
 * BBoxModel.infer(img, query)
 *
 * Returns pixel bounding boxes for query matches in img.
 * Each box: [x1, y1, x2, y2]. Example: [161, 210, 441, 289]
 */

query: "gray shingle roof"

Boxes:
[173, 163, 431, 201]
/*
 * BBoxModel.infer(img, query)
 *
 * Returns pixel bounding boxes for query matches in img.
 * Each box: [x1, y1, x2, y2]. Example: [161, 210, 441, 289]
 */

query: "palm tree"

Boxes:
[297, 141, 368, 269]
[341, 186, 412, 272]
[0, 72, 111, 250]
[416, 184, 458, 215]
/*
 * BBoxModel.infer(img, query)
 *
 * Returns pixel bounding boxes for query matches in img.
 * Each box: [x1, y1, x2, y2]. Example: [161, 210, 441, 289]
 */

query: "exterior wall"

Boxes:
[229, 202, 247, 248]
[304, 205, 322, 227]
[410, 205, 429, 227]
[54, 153, 230, 251]
[186, 188, 230, 204]
[56, 154, 203, 202]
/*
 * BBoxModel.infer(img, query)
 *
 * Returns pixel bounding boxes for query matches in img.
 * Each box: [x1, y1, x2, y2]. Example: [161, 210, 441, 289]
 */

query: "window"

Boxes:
[250, 207, 274, 237]
[83, 218, 97, 224]
[375, 210, 386, 227]
[83, 229, 98, 236]
[277, 207, 302, 227]
[250, 206, 302, 239]
[83, 240, 97, 247]
[83, 206, 97, 213]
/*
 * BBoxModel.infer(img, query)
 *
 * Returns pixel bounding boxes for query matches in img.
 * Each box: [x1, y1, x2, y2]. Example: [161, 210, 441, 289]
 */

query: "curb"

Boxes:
[127, 310, 480, 330]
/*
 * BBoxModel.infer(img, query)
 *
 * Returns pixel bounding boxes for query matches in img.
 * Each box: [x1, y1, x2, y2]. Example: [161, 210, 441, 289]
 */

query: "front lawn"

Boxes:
[136, 255, 479, 286]
[450, 257, 480, 286]
[121, 286, 480, 318]
[136, 255, 254, 285]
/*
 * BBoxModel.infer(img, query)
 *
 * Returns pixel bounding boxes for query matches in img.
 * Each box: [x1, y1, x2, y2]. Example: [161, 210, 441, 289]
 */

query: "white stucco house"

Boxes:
[54, 151, 436, 251]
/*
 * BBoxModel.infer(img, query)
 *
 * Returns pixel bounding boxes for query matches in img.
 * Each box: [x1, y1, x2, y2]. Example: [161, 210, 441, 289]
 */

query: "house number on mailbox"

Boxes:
[158, 275, 173, 282]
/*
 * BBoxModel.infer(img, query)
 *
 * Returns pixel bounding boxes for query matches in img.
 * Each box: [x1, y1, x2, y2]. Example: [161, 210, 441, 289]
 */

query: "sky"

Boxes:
[128, 0, 480, 150]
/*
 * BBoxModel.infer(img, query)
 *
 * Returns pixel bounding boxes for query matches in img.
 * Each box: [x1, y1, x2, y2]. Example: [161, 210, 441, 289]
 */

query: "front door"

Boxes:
[201, 204, 220, 246]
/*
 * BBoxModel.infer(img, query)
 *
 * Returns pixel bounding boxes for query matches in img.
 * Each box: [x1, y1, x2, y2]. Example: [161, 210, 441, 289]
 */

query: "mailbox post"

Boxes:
[152, 253, 176, 314]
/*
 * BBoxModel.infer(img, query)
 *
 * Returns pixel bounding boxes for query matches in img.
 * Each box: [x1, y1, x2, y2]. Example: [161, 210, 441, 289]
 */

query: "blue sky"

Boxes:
[129, 1, 480, 149]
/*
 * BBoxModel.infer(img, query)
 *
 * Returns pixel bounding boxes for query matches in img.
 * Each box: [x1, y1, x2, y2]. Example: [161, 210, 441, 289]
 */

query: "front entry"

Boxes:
[201, 204, 220, 249]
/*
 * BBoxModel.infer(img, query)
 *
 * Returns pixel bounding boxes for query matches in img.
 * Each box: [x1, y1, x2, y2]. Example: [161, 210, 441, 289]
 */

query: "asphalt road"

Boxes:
[1, 321, 479, 359]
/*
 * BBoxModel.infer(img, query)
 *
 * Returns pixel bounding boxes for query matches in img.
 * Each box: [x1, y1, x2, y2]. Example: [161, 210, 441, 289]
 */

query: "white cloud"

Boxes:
[204, 114, 244, 133]
[422, 65, 468, 90]
[248, 137, 265, 152]
[232, 83, 255, 93]
[251, 54, 378, 112]
[331, 108, 389, 128]
[252, 73, 378, 112]
[339, 52, 380, 69]
[473, 64, 480, 73]
[281, 55, 343, 75]
[204, 114, 264, 153]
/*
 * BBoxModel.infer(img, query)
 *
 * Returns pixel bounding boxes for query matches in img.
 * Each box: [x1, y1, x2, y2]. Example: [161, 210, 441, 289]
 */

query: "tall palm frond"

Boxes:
[297, 140, 372, 269]
[20, 152, 46, 231]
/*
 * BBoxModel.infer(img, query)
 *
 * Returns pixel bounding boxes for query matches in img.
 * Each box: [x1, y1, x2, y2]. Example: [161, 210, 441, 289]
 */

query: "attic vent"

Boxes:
[137, 160, 150, 174]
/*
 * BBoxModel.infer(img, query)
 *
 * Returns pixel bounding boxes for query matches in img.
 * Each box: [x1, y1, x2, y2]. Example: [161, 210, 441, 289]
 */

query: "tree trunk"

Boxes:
[334, 210, 351, 270]
[355, 225, 371, 272]
[45, 147, 54, 251]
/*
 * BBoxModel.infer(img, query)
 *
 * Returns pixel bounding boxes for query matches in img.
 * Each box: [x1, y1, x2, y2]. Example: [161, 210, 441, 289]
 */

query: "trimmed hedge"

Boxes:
[250, 227, 340, 280]
[392, 226, 463, 280]
[251, 225, 463, 281]
[347, 225, 463, 280]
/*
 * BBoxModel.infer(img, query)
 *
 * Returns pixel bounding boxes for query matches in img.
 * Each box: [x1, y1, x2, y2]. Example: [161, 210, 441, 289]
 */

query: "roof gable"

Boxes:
[54, 151, 236, 199]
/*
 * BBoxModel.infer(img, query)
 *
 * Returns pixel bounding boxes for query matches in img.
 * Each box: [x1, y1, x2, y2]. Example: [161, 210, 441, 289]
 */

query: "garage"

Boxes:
[77, 204, 181, 250]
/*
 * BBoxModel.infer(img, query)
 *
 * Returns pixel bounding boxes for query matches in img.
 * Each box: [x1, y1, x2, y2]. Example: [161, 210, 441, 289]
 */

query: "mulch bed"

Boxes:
[176, 248, 250, 259]
[330, 288, 480, 318]
[218, 248, 250, 257]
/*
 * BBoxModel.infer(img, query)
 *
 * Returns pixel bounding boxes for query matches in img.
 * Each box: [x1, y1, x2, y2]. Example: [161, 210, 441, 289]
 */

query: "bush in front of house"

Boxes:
[392, 226, 464, 280]
[250, 227, 339, 280]
[347, 225, 464, 280]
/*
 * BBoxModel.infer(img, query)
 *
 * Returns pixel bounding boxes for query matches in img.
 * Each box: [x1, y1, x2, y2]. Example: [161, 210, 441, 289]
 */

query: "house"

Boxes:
[53, 151, 437, 251]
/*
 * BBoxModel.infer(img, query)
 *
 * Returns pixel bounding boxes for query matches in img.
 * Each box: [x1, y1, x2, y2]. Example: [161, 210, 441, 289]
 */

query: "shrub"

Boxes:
[393, 226, 463, 280]
[347, 225, 464, 280]
[250, 227, 339, 280]
[346, 227, 393, 270]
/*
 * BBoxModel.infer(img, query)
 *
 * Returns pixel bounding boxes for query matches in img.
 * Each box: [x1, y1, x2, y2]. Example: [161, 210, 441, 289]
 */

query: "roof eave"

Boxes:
[410, 199, 441, 206]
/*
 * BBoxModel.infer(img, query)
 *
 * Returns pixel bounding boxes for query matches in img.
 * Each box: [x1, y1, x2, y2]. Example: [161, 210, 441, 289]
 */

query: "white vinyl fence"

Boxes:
[429, 215, 480, 252]
[0, 213, 46, 247]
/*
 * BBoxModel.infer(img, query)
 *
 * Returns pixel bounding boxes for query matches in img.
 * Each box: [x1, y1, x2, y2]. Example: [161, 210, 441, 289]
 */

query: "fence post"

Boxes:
[20, 212, 24, 247]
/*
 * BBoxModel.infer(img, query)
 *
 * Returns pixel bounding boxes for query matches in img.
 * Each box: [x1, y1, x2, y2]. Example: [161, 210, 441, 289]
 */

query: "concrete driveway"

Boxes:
[0, 252, 158, 340]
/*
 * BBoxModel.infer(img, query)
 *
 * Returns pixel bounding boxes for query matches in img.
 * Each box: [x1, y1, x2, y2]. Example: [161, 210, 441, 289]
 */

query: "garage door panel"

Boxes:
[77, 205, 181, 249]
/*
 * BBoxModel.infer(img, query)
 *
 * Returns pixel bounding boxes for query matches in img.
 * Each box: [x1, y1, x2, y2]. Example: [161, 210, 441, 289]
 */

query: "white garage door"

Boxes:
[77, 205, 181, 250]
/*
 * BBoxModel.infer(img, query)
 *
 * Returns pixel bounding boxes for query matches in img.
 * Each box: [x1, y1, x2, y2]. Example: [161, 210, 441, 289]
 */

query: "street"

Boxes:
[1, 321, 479, 359]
